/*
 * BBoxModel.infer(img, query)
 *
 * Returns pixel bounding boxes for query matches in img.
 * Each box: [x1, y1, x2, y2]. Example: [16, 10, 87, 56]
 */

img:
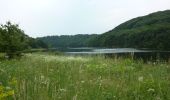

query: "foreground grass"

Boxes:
[0, 53, 170, 100]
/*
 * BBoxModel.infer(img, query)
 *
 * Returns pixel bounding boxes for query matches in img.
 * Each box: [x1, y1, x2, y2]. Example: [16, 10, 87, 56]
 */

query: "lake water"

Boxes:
[65, 48, 150, 54]
[54, 47, 170, 62]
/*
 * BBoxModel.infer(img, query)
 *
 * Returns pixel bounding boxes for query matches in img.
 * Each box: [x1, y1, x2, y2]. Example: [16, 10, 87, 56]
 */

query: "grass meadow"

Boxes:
[0, 53, 170, 100]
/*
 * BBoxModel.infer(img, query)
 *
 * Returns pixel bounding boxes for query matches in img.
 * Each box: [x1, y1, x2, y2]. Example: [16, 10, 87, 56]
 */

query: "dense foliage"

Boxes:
[38, 34, 98, 48]
[0, 22, 48, 58]
[89, 10, 170, 50]
[0, 22, 30, 58]
[28, 38, 48, 49]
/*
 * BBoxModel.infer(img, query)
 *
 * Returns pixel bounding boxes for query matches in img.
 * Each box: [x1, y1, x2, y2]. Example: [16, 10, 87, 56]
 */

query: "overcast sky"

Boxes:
[0, 0, 170, 37]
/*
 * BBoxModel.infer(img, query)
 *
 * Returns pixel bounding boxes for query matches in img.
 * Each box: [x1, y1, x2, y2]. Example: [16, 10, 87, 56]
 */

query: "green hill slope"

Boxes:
[90, 10, 170, 50]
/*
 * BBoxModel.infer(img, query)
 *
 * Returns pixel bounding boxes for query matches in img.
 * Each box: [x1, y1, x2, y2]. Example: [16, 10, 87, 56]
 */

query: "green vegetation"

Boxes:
[28, 38, 48, 49]
[0, 53, 170, 100]
[38, 34, 98, 48]
[89, 10, 170, 50]
[0, 22, 48, 58]
[0, 22, 29, 58]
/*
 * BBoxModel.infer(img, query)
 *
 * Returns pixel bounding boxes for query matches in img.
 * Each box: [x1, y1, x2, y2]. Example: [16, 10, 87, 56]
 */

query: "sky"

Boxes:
[0, 0, 170, 37]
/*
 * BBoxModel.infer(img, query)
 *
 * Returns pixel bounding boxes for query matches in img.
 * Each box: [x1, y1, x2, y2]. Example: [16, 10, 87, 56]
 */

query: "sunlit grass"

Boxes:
[0, 53, 170, 100]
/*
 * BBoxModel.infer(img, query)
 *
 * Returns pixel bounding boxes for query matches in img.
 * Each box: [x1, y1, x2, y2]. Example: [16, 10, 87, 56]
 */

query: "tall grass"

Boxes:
[0, 53, 170, 100]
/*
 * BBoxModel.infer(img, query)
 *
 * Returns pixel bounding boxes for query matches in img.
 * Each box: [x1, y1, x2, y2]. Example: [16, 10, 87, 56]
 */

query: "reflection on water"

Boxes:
[66, 48, 151, 54]
[55, 48, 170, 62]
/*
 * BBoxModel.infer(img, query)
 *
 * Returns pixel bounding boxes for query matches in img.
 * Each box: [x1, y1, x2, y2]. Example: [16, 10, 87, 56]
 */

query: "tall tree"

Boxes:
[0, 22, 28, 58]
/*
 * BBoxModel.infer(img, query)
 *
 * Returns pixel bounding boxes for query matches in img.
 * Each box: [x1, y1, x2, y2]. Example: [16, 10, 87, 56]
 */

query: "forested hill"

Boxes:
[38, 34, 98, 48]
[89, 10, 170, 50]
[38, 10, 170, 50]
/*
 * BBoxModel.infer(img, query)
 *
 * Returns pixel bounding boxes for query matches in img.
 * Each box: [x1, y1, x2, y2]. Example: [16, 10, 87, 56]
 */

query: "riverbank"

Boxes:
[0, 53, 170, 99]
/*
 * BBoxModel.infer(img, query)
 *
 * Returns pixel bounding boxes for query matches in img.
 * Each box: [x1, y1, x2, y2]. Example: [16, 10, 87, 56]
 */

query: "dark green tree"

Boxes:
[0, 22, 29, 58]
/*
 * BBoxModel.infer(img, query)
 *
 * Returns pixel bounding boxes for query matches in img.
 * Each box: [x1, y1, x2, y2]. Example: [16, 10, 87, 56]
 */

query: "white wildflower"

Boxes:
[5, 86, 11, 90]
[138, 76, 144, 82]
[147, 88, 155, 92]
[81, 81, 85, 83]
[59, 88, 66, 92]
[40, 75, 45, 79]
[153, 62, 156, 65]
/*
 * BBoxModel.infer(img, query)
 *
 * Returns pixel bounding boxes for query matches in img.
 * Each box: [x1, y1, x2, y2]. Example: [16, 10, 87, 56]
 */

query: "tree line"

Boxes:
[38, 34, 98, 48]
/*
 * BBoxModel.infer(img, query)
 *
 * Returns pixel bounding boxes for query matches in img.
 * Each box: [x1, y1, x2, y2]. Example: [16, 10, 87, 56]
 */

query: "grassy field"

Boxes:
[0, 53, 170, 100]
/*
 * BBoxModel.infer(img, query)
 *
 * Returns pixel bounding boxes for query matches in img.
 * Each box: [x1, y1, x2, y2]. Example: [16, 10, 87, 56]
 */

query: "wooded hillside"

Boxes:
[89, 10, 170, 50]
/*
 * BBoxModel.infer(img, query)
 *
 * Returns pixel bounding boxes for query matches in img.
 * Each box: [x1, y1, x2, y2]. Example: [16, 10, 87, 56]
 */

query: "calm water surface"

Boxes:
[54, 47, 170, 62]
